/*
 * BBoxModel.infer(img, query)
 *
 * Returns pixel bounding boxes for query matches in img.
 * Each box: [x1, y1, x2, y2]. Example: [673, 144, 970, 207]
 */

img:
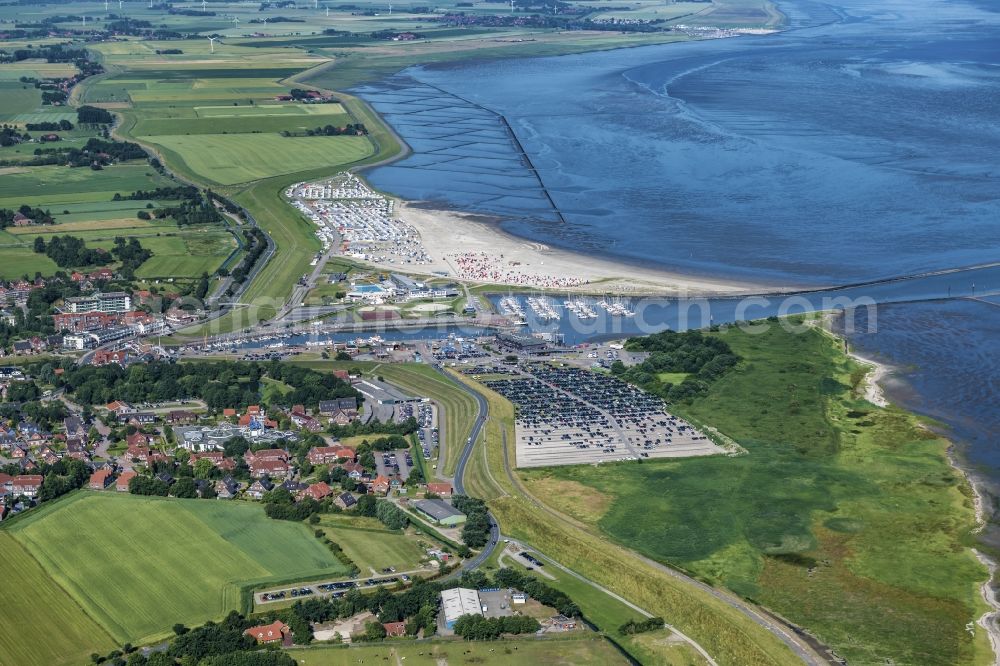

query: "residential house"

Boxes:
[125, 412, 156, 426]
[334, 492, 356, 510]
[339, 461, 365, 480]
[106, 400, 134, 416]
[290, 412, 322, 432]
[63, 416, 86, 439]
[244, 620, 290, 645]
[371, 475, 390, 495]
[166, 410, 197, 425]
[125, 444, 150, 464]
[190, 451, 224, 467]
[307, 446, 354, 465]
[247, 458, 290, 479]
[247, 478, 274, 500]
[301, 482, 332, 502]
[426, 482, 453, 497]
[215, 477, 240, 499]
[89, 469, 114, 490]
[11, 475, 43, 499]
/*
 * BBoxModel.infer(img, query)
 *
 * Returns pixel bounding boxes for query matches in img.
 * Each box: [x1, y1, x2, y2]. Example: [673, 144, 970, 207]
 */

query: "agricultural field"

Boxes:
[518, 324, 990, 666]
[0, 532, 116, 666]
[0, 162, 235, 279]
[141, 133, 373, 186]
[4, 492, 349, 649]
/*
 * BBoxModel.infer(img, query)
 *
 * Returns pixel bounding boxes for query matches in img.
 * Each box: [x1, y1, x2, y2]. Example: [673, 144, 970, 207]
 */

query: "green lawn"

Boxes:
[0, 532, 117, 666]
[523, 324, 989, 666]
[140, 133, 374, 185]
[6, 492, 348, 647]
[320, 521, 428, 574]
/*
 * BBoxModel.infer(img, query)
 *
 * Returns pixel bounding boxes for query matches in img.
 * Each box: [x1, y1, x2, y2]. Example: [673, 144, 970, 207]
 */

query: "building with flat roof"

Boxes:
[440, 588, 482, 629]
[415, 498, 466, 526]
[65, 291, 131, 314]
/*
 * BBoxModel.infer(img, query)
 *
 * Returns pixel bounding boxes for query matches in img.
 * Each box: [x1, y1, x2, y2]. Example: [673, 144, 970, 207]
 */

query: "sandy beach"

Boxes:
[380, 200, 772, 296]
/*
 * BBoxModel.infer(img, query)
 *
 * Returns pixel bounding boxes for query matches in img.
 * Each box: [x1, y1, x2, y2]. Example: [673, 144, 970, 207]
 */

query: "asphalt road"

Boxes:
[435, 366, 501, 577]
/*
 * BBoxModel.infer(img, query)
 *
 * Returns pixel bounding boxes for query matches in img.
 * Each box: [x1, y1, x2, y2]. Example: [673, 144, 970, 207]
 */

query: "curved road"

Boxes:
[435, 366, 501, 576]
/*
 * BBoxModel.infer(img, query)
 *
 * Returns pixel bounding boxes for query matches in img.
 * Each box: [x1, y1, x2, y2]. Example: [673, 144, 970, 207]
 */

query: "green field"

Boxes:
[4, 492, 348, 650]
[0, 532, 117, 666]
[320, 519, 428, 574]
[521, 324, 989, 665]
[289, 634, 627, 665]
[141, 133, 373, 185]
[0, 163, 172, 207]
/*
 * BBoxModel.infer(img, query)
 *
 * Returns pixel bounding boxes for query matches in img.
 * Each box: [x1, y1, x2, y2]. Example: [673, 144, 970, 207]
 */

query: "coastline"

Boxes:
[380, 199, 786, 296]
[841, 322, 1000, 659]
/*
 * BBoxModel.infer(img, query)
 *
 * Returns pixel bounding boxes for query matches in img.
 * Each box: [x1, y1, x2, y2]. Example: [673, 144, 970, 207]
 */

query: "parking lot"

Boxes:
[255, 572, 415, 606]
[484, 364, 723, 468]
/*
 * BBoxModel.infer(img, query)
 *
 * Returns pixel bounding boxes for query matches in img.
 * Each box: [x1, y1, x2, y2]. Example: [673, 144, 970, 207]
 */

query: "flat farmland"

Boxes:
[6, 492, 349, 645]
[141, 133, 373, 185]
[0, 163, 172, 207]
[0, 82, 42, 119]
[0, 532, 116, 666]
[132, 109, 353, 136]
[0, 247, 60, 279]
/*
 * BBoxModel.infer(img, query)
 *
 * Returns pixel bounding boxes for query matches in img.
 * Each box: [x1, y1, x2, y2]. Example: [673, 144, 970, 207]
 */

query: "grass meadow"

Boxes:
[4, 492, 348, 647]
[519, 324, 989, 666]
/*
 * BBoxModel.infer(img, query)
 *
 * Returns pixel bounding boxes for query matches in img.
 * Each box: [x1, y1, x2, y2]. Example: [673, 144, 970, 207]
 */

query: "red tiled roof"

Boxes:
[244, 620, 289, 644]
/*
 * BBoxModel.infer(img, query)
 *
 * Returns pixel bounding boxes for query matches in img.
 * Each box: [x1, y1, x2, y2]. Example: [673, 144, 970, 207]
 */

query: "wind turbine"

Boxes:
[325, 5, 330, 16]
[104, 0, 108, 11]
[314, 0, 318, 8]
[510, 0, 515, 11]
[388, 0, 392, 14]
[82, 14, 87, 26]
[207, 36, 218, 53]
[118, 0, 123, 10]
[201, 0, 207, 10]
[232, 16, 240, 25]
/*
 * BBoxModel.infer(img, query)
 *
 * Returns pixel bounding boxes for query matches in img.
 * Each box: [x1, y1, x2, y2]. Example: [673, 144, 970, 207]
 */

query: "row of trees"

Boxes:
[452, 614, 540, 639]
[25, 119, 73, 131]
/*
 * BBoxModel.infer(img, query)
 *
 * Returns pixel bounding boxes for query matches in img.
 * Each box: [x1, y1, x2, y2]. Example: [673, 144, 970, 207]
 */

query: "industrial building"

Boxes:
[415, 499, 467, 526]
[440, 588, 482, 629]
